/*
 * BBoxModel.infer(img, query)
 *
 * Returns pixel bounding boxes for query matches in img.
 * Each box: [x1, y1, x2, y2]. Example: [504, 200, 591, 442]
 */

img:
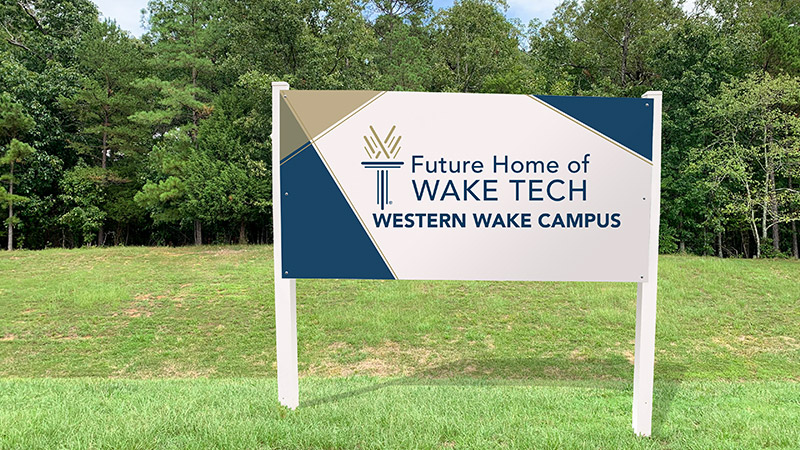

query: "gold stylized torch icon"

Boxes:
[362, 125, 403, 210]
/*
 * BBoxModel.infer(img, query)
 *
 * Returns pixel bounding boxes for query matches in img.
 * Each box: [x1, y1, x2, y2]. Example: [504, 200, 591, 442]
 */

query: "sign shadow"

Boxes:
[302, 356, 685, 434]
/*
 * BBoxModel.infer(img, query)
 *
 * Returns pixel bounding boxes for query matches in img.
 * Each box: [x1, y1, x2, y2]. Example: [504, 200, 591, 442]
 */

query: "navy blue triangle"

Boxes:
[535, 95, 654, 161]
[280, 143, 394, 279]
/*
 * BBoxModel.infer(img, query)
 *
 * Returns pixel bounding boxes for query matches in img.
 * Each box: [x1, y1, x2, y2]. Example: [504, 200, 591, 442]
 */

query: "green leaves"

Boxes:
[1, 139, 35, 165]
[1, 0, 800, 252]
[694, 72, 800, 256]
[0, 93, 35, 141]
[134, 176, 187, 224]
[0, 185, 28, 209]
[431, 0, 522, 93]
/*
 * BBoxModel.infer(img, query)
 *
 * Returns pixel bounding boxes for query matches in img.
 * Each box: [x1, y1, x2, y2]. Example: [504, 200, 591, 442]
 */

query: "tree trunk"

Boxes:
[98, 105, 109, 246]
[239, 221, 247, 245]
[762, 147, 769, 246]
[790, 177, 798, 258]
[717, 232, 723, 258]
[7, 161, 14, 251]
[620, 11, 632, 86]
[194, 219, 202, 245]
[102, 76, 112, 169]
[772, 219, 780, 252]
[754, 230, 761, 258]
[190, 58, 198, 144]
[752, 204, 761, 258]
[768, 166, 779, 252]
[190, 4, 199, 143]
[101, 114, 108, 170]
[7, 202, 12, 251]
[742, 231, 750, 258]
[191, 67, 198, 131]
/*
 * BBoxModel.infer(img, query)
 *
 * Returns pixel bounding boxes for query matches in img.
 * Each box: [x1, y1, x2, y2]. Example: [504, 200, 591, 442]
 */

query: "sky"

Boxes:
[92, 0, 556, 38]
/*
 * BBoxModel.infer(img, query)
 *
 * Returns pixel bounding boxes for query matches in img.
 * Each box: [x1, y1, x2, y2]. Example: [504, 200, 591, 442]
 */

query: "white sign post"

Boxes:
[271, 82, 298, 409]
[632, 91, 662, 436]
[271, 82, 662, 435]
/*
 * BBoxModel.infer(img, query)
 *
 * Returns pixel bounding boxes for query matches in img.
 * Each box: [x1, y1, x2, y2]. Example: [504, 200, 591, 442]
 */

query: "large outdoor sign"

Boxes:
[278, 91, 655, 282]
[271, 84, 663, 437]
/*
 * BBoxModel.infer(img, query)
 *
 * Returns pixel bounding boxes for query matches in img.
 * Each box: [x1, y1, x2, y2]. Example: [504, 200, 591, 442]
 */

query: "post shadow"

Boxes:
[650, 361, 687, 436]
[304, 354, 687, 426]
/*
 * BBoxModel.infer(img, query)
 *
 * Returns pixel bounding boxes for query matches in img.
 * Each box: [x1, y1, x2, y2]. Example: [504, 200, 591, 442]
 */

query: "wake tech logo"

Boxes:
[361, 125, 404, 210]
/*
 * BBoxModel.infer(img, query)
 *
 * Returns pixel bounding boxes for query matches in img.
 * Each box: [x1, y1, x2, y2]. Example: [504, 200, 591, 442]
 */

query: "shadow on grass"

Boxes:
[303, 356, 686, 433]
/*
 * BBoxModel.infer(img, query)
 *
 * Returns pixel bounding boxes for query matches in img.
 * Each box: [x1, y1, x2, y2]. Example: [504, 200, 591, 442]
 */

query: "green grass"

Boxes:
[1, 378, 798, 449]
[1, 246, 799, 448]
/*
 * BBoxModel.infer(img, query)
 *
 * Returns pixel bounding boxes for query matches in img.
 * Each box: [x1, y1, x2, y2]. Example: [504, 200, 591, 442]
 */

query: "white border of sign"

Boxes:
[271, 82, 662, 437]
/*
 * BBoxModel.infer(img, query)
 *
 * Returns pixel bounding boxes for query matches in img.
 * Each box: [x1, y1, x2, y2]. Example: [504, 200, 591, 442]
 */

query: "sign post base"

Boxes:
[632, 280, 657, 436]
[275, 276, 298, 409]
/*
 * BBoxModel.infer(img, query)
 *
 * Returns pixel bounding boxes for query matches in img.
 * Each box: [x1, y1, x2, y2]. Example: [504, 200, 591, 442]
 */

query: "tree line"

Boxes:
[1, 0, 798, 257]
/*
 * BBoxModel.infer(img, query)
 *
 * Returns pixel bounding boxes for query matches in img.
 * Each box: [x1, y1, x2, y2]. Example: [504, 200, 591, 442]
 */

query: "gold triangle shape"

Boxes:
[283, 90, 380, 143]
[280, 97, 312, 160]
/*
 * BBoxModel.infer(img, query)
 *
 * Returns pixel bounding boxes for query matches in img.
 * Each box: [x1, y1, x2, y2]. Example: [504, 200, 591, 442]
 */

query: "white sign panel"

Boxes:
[279, 91, 655, 282]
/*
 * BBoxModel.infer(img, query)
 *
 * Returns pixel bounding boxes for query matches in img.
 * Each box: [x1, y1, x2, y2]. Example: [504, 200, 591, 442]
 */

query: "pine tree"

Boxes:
[60, 20, 147, 246]
[131, 0, 221, 244]
[0, 93, 36, 250]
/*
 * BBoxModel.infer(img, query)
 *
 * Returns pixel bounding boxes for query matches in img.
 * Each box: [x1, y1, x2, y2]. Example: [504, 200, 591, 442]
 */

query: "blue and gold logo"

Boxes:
[362, 125, 404, 210]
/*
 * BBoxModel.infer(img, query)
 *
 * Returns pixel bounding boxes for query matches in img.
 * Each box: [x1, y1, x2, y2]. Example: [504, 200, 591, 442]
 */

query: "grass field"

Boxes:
[1, 246, 799, 448]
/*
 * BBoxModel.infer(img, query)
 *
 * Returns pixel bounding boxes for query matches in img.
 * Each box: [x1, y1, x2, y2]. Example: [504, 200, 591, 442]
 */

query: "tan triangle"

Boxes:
[283, 90, 381, 142]
[280, 97, 312, 160]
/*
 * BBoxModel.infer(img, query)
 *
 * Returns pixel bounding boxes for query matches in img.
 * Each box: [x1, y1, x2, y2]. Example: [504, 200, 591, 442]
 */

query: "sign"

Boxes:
[279, 91, 655, 282]
[271, 83, 663, 437]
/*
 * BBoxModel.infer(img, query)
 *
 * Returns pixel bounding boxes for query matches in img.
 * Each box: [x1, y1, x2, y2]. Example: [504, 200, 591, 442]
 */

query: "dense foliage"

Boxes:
[1, 0, 798, 257]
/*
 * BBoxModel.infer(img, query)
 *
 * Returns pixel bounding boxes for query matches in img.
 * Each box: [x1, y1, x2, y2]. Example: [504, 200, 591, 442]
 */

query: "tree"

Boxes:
[60, 20, 148, 245]
[700, 73, 800, 257]
[700, 0, 800, 76]
[196, 87, 271, 244]
[648, 15, 749, 254]
[0, 92, 36, 250]
[129, 0, 220, 136]
[57, 166, 107, 246]
[431, 0, 522, 93]
[1, 0, 93, 249]
[297, 0, 378, 89]
[2, 139, 35, 250]
[130, 0, 223, 244]
[369, 0, 433, 91]
[539, 0, 681, 95]
[134, 127, 200, 243]
[1, 0, 98, 69]
[63, 20, 146, 170]
[135, 85, 272, 246]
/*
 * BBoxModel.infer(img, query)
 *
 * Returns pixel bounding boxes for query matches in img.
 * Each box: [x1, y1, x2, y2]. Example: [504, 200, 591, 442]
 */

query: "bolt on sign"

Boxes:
[271, 83, 663, 437]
